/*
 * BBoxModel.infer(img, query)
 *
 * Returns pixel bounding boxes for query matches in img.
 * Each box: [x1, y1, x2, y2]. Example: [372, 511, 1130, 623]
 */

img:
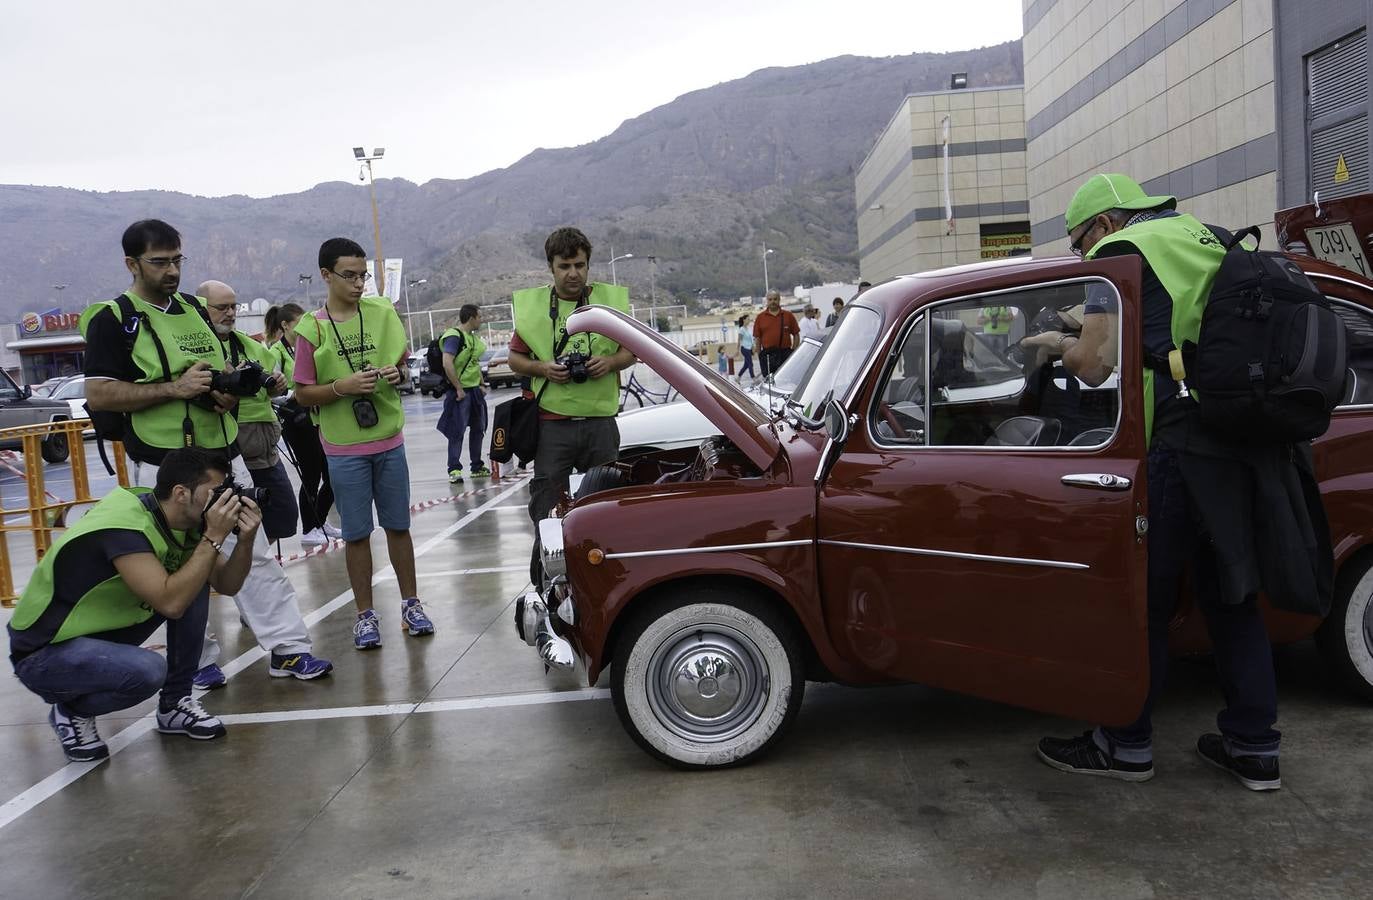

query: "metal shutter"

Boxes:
[1308, 30, 1369, 200]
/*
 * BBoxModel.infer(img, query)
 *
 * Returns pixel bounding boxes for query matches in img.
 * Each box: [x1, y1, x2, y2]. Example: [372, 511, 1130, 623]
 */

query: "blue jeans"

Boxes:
[326, 445, 412, 541]
[1103, 443, 1281, 759]
[739, 347, 755, 378]
[12, 586, 209, 716]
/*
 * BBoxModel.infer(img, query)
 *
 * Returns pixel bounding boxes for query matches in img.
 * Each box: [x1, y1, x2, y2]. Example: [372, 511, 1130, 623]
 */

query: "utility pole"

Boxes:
[353, 147, 387, 295]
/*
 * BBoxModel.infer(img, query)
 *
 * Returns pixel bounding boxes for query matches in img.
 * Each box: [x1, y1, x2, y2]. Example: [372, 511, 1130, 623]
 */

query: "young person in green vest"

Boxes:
[1030, 174, 1328, 791]
[263, 303, 339, 546]
[82, 220, 331, 688]
[436, 303, 491, 483]
[507, 227, 635, 581]
[977, 304, 1013, 354]
[292, 238, 432, 649]
[7, 448, 255, 761]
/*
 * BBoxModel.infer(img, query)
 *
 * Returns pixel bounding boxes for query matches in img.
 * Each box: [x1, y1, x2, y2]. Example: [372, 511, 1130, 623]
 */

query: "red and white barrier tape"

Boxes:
[0, 450, 63, 504]
[275, 473, 529, 565]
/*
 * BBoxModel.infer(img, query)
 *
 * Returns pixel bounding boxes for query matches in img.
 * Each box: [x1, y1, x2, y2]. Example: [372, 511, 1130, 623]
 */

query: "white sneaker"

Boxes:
[321, 523, 343, 540]
[301, 528, 327, 545]
[156, 696, 226, 740]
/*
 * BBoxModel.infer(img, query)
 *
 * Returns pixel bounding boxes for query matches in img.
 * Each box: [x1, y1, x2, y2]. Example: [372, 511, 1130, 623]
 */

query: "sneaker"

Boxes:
[300, 528, 328, 546]
[354, 610, 383, 650]
[48, 705, 108, 762]
[470, 465, 492, 478]
[156, 696, 226, 741]
[321, 522, 343, 540]
[1196, 733, 1281, 791]
[448, 468, 464, 484]
[1036, 730, 1154, 782]
[192, 663, 227, 691]
[401, 598, 436, 636]
[268, 652, 334, 680]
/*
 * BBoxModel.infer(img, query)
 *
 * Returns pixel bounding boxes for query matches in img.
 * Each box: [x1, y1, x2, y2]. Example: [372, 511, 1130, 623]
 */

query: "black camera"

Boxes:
[208, 476, 269, 508]
[210, 360, 267, 397]
[558, 351, 590, 384]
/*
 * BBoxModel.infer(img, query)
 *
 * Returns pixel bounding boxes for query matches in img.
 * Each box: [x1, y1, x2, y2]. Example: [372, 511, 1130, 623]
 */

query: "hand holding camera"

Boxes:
[205, 477, 269, 536]
[170, 361, 215, 400]
[377, 365, 403, 387]
[339, 367, 380, 396]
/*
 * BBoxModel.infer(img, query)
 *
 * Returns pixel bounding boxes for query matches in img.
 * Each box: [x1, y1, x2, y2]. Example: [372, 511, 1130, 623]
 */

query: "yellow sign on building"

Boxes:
[979, 230, 1033, 259]
[1335, 154, 1351, 184]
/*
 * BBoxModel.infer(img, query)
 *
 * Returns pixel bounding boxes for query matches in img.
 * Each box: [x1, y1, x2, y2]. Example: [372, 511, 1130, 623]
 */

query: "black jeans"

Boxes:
[13, 586, 210, 715]
[527, 417, 619, 583]
[759, 347, 791, 379]
[1104, 442, 1281, 756]
[248, 460, 299, 542]
[281, 420, 334, 533]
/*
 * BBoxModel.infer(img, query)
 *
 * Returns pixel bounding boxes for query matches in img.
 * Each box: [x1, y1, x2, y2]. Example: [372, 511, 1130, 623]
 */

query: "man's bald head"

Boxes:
[199, 280, 237, 335]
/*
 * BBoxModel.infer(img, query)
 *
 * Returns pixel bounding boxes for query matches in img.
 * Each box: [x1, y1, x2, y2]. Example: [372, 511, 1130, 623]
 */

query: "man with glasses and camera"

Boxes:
[291, 238, 432, 650]
[8, 449, 255, 761]
[507, 227, 635, 581]
[83, 220, 332, 687]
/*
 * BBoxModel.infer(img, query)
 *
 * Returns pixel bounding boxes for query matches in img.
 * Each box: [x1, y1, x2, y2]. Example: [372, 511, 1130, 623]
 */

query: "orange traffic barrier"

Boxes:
[0, 419, 129, 606]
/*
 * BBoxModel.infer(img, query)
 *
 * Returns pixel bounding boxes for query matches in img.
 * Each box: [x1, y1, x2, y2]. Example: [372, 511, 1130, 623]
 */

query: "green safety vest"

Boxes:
[223, 331, 279, 424]
[512, 282, 630, 417]
[270, 337, 296, 389]
[78, 291, 237, 452]
[442, 327, 486, 389]
[1087, 213, 1227, 443]
[293, 297, 408, 446]
[982, 306, 1012, 334]
[10, 488, 199, 643]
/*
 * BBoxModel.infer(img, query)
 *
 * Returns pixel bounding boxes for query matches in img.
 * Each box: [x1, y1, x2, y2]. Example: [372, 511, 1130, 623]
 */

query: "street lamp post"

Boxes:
[297, 273, 312, 306]
[647, 255, 658, 330]
[352, 146, 387, 295]
[762, 243, 776, 296]
[404, 278, 426, 349]
[609, 247, 634, 285]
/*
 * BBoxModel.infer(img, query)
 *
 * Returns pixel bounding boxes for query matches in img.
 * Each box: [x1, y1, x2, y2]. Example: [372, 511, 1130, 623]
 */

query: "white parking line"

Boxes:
[0, 477, 532, 833]
[384, 565, 529, 581]
[216, 689, 610, 726]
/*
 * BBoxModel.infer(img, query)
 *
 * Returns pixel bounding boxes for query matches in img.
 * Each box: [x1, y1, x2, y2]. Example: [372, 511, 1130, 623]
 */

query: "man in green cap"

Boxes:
[1030, 173, 1301, 791]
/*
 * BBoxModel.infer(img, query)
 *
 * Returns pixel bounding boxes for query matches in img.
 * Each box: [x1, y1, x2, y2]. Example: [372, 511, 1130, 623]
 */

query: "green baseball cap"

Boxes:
[1064, 173, 1176, 232]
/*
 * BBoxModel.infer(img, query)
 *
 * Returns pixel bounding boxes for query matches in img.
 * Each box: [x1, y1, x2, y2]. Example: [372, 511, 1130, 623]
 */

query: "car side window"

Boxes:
[1331, 301, 1373, 407]
[870, 281, 1122, 448]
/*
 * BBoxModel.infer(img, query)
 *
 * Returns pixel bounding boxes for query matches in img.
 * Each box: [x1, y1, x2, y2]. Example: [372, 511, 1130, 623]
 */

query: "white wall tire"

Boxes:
[612, 590, 804, 769]
[1316, 557, 1373, 701]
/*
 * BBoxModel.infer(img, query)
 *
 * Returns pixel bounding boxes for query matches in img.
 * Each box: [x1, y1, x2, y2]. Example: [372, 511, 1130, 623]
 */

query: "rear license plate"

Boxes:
[1307, 223, 1370, 277]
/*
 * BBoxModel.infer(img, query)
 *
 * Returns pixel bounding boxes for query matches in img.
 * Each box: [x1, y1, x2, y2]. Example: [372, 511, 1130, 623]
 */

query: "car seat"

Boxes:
[985, 415, 1062, 446]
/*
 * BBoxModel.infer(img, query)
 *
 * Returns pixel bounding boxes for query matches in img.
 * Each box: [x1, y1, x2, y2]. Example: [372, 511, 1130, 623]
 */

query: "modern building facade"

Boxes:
[1023, 0, 1371, 255]
[856, 85, 1029, 282]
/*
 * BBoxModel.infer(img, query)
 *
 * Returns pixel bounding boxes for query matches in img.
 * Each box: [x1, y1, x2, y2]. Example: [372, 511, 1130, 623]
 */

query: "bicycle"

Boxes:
[620, 369, 679, 410]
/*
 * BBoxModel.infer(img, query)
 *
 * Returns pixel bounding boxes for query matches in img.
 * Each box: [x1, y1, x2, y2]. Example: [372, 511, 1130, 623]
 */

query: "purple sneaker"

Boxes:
[192, 664, 227, 690]
[269, 652, 334, 680]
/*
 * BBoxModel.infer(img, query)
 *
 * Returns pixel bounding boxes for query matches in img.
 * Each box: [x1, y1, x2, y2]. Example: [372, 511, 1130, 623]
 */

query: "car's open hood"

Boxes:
[564, 306, 782, 470]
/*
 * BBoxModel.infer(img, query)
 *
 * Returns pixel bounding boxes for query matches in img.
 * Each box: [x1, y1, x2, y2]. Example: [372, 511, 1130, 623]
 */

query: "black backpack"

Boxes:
[422, 330, 466, 396]
[1176, 226, 1348, 444]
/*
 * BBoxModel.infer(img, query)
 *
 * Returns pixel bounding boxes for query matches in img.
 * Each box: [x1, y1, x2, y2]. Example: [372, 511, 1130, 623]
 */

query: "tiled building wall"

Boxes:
[1024, 0, 1278, 255]
[857, 87, 1029, 283]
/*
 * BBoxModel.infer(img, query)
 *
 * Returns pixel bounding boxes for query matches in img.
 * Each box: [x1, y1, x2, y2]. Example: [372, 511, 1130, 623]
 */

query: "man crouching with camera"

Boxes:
[8, 449, 257, 761]
[507, 227, 635, 581]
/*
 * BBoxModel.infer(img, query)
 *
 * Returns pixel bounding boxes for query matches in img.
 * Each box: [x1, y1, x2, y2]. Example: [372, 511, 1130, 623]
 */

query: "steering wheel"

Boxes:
[878, 402, 909, 439]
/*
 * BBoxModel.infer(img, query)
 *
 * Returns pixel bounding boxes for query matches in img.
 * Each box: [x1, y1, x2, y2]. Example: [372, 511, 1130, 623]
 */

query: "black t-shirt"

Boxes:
[8, 529, 155, 663]
[83, 297, 199, 383]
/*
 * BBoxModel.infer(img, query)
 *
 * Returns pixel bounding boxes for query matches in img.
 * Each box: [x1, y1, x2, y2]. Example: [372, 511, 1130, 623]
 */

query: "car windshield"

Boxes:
[789, 306, 881, 418]
[53, 379, 85, 400]
[763, 338, 822, 399]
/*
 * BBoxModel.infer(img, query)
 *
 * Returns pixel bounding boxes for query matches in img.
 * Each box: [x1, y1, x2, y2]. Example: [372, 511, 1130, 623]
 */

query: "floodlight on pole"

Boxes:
[609, 248, 634, 285]
[352, 146, 388, 295]
[403, 278, 427, 349]
[762, 243, 776, 295]
[297, 273, 313, 305]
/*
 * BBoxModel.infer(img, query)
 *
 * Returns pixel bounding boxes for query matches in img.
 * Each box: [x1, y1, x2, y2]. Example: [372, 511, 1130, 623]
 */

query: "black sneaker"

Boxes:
[1196, 733, 1280, 791]
[1037, 730, 1154, 782]
[48, 705, 109, 762]
[156, 696, 227, 741]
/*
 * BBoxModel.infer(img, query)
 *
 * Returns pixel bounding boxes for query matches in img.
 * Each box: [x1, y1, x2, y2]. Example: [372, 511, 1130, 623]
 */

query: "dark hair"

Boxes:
[122, 219, 181, 258]
[319, 237, 367, 272]
[736, 314, 750, 327]
[858, 281, 871, 289]
[833, 297, 844, 307]
[153, 447, 228, 501]
[264, 303, 305, 340]
[544, 227, 592, 266]
[458, 304, 480, 324]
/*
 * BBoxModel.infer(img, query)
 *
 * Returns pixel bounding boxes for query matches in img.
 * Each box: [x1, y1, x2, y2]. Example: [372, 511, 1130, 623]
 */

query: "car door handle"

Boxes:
[1061, 473, 1132, 491]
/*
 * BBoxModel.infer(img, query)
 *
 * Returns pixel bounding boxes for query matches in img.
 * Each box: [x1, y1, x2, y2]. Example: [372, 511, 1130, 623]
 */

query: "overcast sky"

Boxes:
[4, 0, 1022, 199]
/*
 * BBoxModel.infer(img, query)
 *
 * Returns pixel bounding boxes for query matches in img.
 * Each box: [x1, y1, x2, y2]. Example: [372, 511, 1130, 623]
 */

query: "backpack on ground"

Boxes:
[1178, 226, 1348, 444]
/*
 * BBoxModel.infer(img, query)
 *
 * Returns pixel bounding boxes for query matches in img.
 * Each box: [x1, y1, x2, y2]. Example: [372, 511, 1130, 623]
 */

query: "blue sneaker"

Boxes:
[401, 598, 435, 636]
[269, 652, 334, 680]
[192, 664, 227, 691]
[353, 610, 383, 650]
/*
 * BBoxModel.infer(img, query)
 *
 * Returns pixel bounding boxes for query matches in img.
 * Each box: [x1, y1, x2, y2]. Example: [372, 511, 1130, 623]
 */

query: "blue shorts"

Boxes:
[325, 445, 412, 540]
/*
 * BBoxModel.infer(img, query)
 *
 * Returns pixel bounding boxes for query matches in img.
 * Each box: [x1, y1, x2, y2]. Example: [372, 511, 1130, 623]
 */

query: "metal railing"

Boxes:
[0, 419, 129, 605]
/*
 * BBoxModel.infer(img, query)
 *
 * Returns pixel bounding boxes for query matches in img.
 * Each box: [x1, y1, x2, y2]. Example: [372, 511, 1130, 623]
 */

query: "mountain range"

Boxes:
[0, 41, 1023, 327]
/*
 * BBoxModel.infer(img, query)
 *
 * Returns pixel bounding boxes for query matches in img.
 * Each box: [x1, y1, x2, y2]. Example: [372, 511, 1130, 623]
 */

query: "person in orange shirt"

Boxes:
[752, 290, 799, 379]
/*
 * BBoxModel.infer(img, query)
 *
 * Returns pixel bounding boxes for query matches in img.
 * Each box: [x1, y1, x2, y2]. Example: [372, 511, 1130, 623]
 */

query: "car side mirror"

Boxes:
[822, 397, 850, 445]
[21, 384, 32, 399]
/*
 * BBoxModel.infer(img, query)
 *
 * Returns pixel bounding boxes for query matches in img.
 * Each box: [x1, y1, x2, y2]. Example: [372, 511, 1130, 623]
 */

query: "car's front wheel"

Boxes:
[1316, 555, 1373, 701]
[612, 588, 805, 769]
[40, 423, 69, 463]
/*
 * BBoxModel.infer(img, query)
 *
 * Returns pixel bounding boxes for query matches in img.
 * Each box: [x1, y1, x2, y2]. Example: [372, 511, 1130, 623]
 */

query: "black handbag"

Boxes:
[490, 387, 543, 465]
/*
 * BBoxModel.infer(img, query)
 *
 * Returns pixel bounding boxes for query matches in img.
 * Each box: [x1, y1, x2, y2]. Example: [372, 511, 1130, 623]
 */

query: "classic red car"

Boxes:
[515, 213, 1373, 769]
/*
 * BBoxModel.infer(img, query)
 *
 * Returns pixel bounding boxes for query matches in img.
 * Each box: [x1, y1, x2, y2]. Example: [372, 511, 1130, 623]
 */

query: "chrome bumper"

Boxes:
[514, 580, 578, 671]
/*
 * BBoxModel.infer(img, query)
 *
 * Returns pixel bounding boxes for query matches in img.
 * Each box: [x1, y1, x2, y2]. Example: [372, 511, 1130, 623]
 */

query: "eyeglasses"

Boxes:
[1069, 220, 1099, 258]
[330, 269, 368, 285]
[206, 302, 237, 312]
[139, 255, 188, 269]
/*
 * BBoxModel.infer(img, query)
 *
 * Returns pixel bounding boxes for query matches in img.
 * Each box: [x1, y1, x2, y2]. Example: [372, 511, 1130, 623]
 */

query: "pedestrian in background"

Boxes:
[799, 305, 823, 340]
[436, 303, 491, 484]
[753, 290, 798, 379]
[736, 314, 755, 382]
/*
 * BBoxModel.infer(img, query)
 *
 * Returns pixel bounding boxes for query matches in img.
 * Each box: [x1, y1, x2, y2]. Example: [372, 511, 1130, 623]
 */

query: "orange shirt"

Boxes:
[753, 308, 799, 350]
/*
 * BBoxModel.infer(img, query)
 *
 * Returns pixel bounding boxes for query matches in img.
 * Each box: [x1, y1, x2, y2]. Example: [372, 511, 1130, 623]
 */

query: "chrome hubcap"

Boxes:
[646, 622, 769, 743]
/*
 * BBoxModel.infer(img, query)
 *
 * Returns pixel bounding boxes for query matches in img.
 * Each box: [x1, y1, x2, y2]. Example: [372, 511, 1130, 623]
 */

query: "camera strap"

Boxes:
[324, 305, 365, 373]
[139, 490, 198, 553]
